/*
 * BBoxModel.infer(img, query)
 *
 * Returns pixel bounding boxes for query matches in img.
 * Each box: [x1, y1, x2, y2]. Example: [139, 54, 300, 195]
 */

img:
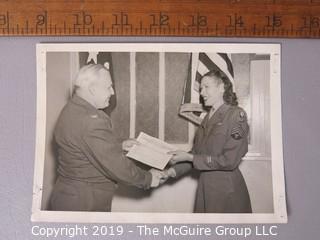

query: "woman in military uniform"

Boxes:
[167, 69, 252, 213]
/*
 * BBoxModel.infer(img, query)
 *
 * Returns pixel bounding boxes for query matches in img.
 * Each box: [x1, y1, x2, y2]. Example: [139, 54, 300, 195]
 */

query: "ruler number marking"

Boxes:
[73, 11, 93, 34]
[227, 14, 245, 33]
[112, 12, 132, 34]
[189, 13, 207, 33]
[36, 11, 47, 34]
[1, 1, 320, 38]
[302, 15, 320, 32]
[265, 13, 282, 31]
[150, 12, 169, 30]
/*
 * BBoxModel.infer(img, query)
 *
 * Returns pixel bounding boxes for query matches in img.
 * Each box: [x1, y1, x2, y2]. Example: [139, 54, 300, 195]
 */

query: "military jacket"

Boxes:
[173, 103, 252, 213]
[54, 95, 151, 189]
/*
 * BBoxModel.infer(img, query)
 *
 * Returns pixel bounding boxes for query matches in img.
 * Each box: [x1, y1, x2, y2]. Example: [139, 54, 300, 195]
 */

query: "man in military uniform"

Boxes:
[50, 64, 161, 212]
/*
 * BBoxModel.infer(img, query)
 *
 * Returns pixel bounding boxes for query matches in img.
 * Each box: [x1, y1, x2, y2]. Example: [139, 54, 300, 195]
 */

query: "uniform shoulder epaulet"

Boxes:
[85, 108, 101, 120]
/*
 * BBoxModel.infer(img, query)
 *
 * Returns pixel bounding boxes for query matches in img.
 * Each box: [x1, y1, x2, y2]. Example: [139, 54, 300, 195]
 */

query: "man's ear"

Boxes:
[88, 84, 95, 95]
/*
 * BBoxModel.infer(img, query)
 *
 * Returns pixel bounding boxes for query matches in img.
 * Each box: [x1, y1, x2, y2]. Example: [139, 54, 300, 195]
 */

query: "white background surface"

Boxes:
[0, 37, 319, 239]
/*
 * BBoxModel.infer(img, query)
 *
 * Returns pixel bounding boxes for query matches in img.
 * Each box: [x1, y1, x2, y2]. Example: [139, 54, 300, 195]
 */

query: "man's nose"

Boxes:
[111, 87, 115, 95]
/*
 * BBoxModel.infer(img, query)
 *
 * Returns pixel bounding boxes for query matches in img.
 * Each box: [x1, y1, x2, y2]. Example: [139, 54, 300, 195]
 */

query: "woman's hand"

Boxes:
[168, 150, 194, 165]
[122, 138, 140, 152]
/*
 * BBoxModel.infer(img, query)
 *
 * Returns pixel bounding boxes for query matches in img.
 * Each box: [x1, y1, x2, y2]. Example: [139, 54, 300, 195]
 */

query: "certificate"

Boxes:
[126, 132, 176, 170]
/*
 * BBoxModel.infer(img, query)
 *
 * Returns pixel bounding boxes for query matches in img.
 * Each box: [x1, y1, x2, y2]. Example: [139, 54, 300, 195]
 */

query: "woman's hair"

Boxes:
[201, 69, 238, 106]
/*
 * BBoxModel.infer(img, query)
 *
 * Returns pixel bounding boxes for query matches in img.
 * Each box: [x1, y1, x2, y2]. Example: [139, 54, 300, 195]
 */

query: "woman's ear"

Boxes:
[218, 83, 225, 93]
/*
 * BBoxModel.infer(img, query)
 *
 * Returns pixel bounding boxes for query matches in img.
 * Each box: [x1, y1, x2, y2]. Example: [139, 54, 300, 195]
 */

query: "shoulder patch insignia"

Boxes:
[231, 125, 244, 140]
[239, 111, 246, 122]
[231, 132, 241, 140]
[231, 122, 249, 140]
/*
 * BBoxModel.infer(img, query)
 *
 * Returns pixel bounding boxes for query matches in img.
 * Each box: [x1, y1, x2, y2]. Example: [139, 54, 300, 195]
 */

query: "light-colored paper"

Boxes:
[126, 132, 176, 170]
[32, 43, 287, 224]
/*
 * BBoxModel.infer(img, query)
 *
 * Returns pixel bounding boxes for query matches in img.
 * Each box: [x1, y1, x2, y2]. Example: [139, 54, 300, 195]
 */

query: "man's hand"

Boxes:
[160, 168, 176, 184]
[167, 150, 193, 165]
[122, 138, 140, 152]
[149, 168, 167, 188]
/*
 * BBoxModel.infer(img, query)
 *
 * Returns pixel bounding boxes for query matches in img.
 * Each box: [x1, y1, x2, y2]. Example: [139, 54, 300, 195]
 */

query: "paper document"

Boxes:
[126, 132, 177, 170]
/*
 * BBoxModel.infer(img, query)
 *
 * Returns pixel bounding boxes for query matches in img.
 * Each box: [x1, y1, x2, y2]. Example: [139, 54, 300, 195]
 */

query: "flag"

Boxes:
[79, 52, 116, 115]
[179, 52, 234, 125]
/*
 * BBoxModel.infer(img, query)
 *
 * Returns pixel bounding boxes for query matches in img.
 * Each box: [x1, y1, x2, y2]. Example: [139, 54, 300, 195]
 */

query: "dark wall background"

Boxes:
[165, 52, 189, 143]
[136, 52, 160, 138]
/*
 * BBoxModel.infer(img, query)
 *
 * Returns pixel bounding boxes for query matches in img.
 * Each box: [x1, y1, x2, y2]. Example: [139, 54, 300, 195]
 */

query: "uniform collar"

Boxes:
[71, 95, 112, 120]
[71, 94, 97, 112]
[201, 103, 231, 128]
[213, 103, 231, 118]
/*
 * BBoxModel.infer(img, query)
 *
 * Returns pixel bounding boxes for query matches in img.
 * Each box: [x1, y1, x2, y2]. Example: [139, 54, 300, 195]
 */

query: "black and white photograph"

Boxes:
[32, 43, 287, 223]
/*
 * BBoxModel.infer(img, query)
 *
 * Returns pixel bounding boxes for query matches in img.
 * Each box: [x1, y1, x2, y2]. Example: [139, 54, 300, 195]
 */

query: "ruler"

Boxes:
[1, 0, 320, 38]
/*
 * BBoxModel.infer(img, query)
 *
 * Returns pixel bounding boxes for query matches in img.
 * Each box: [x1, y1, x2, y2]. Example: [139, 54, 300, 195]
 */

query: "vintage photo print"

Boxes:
[32, 43, 287, 223]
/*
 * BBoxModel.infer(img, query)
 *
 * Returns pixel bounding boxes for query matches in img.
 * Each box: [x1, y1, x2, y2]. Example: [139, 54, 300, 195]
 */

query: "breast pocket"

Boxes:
[211, 124, 227, 136]
[206, 124, 228, 154]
